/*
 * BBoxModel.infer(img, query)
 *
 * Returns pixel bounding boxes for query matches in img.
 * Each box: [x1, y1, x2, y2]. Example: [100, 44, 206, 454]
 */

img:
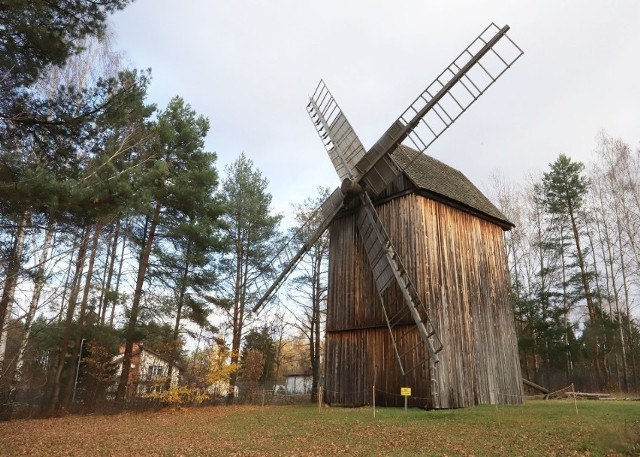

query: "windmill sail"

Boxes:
[357, 23, 523, 195]
[252, 83, 366, 313]
[357, 192, 445, 403]
[253, 24, 522, 408]
[251, 186, 344, 313]
[307, 80, 367, 182]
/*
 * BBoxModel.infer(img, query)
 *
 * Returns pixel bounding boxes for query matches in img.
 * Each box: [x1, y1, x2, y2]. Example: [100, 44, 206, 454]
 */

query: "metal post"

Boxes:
[404, 395, 408, 415]
[72, 338, 86, 403]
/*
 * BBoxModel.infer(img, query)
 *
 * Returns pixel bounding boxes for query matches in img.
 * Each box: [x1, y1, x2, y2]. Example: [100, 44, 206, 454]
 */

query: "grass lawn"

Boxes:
[0, 400, 638, 456]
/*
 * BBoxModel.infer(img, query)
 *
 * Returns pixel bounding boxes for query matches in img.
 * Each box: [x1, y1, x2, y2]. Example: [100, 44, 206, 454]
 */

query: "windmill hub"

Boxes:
[340, 178, 364, 197]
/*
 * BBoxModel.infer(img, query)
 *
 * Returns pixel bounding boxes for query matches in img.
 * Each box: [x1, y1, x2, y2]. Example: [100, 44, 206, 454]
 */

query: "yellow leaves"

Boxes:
[204, 341, 238, 386]
[144, 385, 210, 406]
[144, 340, 240, 407]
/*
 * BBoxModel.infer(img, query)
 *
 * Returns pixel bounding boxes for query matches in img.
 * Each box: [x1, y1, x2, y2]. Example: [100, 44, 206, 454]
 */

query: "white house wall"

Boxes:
[285, 376, 312, 394]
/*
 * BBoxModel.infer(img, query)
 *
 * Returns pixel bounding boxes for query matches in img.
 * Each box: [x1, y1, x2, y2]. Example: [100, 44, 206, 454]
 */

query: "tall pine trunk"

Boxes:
[165, 243, 191, 391]
[110, 219, 128, 328]
[49, 226, 91, 412]
[100, 219, 121, 325]
[63, 222, 103, 403]
[228, 233, 248, 402]
[116, 202, 161, 402]
[57, 243, 77, 325]
[567, 202, 604, 388]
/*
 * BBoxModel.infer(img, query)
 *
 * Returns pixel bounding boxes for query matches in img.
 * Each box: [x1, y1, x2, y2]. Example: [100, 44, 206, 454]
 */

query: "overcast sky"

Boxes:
[111, 1, 640, 220]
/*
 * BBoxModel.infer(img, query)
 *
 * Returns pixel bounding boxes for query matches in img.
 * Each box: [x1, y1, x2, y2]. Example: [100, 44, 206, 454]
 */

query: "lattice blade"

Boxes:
[307, 80, 367, 182]
[356, 203, 395, 294]
[356, 23, 523, 195]
[356, 194, 443, 359]
[356, 194, 444, 405]
[252, 187, 344, 313]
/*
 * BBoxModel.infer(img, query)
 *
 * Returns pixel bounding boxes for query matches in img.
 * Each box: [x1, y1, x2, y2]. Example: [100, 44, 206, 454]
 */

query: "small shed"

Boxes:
[284, 373, 313, 395]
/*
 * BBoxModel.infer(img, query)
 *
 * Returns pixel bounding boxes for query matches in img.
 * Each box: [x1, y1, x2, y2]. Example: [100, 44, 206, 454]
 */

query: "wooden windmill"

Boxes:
[253, 23, 524, 409]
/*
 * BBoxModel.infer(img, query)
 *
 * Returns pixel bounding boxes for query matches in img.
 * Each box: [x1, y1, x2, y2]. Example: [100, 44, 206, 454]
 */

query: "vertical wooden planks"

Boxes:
[324, 191, 523, 408]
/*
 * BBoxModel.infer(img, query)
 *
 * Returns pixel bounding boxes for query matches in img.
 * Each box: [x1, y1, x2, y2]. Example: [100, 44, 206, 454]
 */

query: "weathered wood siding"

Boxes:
[325, 192, 523, 408]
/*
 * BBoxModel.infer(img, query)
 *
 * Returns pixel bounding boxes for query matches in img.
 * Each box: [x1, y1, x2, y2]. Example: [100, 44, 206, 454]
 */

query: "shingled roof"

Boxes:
[390, 145, 513, 229]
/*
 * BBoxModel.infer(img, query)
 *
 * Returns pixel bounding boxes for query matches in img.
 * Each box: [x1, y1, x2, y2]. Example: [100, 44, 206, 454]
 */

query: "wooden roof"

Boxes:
[390, 145, 513, 229]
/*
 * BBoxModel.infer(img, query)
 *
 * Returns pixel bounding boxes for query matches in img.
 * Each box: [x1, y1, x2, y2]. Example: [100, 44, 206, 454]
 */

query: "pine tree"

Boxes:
[542, 154, 605, 388]
[116, 97, 221, 401]
[217, 154, 282, 399]
[0, 0, 132, 87]
[149, 97, 223, 390]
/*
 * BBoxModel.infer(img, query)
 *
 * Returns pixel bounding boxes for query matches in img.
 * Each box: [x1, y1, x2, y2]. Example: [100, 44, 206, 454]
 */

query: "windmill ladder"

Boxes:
[358, 193, 444, 406]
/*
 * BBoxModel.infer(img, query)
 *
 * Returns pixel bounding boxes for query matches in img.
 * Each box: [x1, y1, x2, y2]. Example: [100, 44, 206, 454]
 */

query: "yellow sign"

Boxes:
[400, 387, 411, 396]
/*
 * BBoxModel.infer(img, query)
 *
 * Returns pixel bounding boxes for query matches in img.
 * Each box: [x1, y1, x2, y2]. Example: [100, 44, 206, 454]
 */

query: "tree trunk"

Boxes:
[228, 232, 248, 402]
[110, 219, 128, 328]
[599, 208, 624, 391]
[116, 202, 162, 402]
[0, 224, 53, 420]
[165, 245, 190, 392]
[101, 219, 121, 325]
[616, 213, 633, 390]
[560, 232, 572, 385]
[49, 226, 91, 412]
[0, 212, 29, 369]
[57, 242, 77, 324]
[534, 207, 547, 385]
[310, 248, 323, 403]
[582, 209, 610, 388]
[63, 222, 103, 404]
[567, 202, 604, 388]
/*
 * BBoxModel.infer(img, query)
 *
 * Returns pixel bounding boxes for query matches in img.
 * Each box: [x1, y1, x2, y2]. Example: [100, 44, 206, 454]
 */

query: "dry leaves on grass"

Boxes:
[0, 402, 638, 456]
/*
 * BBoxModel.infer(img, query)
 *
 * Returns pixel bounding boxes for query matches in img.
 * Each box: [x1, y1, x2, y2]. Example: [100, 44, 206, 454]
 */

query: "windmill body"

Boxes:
[252, 23, 524, 409]
[324, 147, 523, 408]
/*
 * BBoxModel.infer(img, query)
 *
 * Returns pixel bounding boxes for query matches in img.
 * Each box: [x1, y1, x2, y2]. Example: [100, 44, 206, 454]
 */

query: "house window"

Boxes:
[147, 384, 163, 394]
[146, 365, 165, 394]
[148, 365, 164, 378]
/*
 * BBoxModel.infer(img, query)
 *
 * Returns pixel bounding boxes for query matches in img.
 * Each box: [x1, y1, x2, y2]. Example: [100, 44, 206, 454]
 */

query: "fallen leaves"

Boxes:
[0, 401, 637, 456]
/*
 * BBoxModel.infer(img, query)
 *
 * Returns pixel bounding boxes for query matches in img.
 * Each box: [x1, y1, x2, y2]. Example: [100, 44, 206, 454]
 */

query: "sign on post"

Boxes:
[401, 387, 411, 414]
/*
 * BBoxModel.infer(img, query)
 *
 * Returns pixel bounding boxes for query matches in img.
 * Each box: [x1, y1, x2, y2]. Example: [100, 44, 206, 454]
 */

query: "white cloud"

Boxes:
[112, 0, 640, 214]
